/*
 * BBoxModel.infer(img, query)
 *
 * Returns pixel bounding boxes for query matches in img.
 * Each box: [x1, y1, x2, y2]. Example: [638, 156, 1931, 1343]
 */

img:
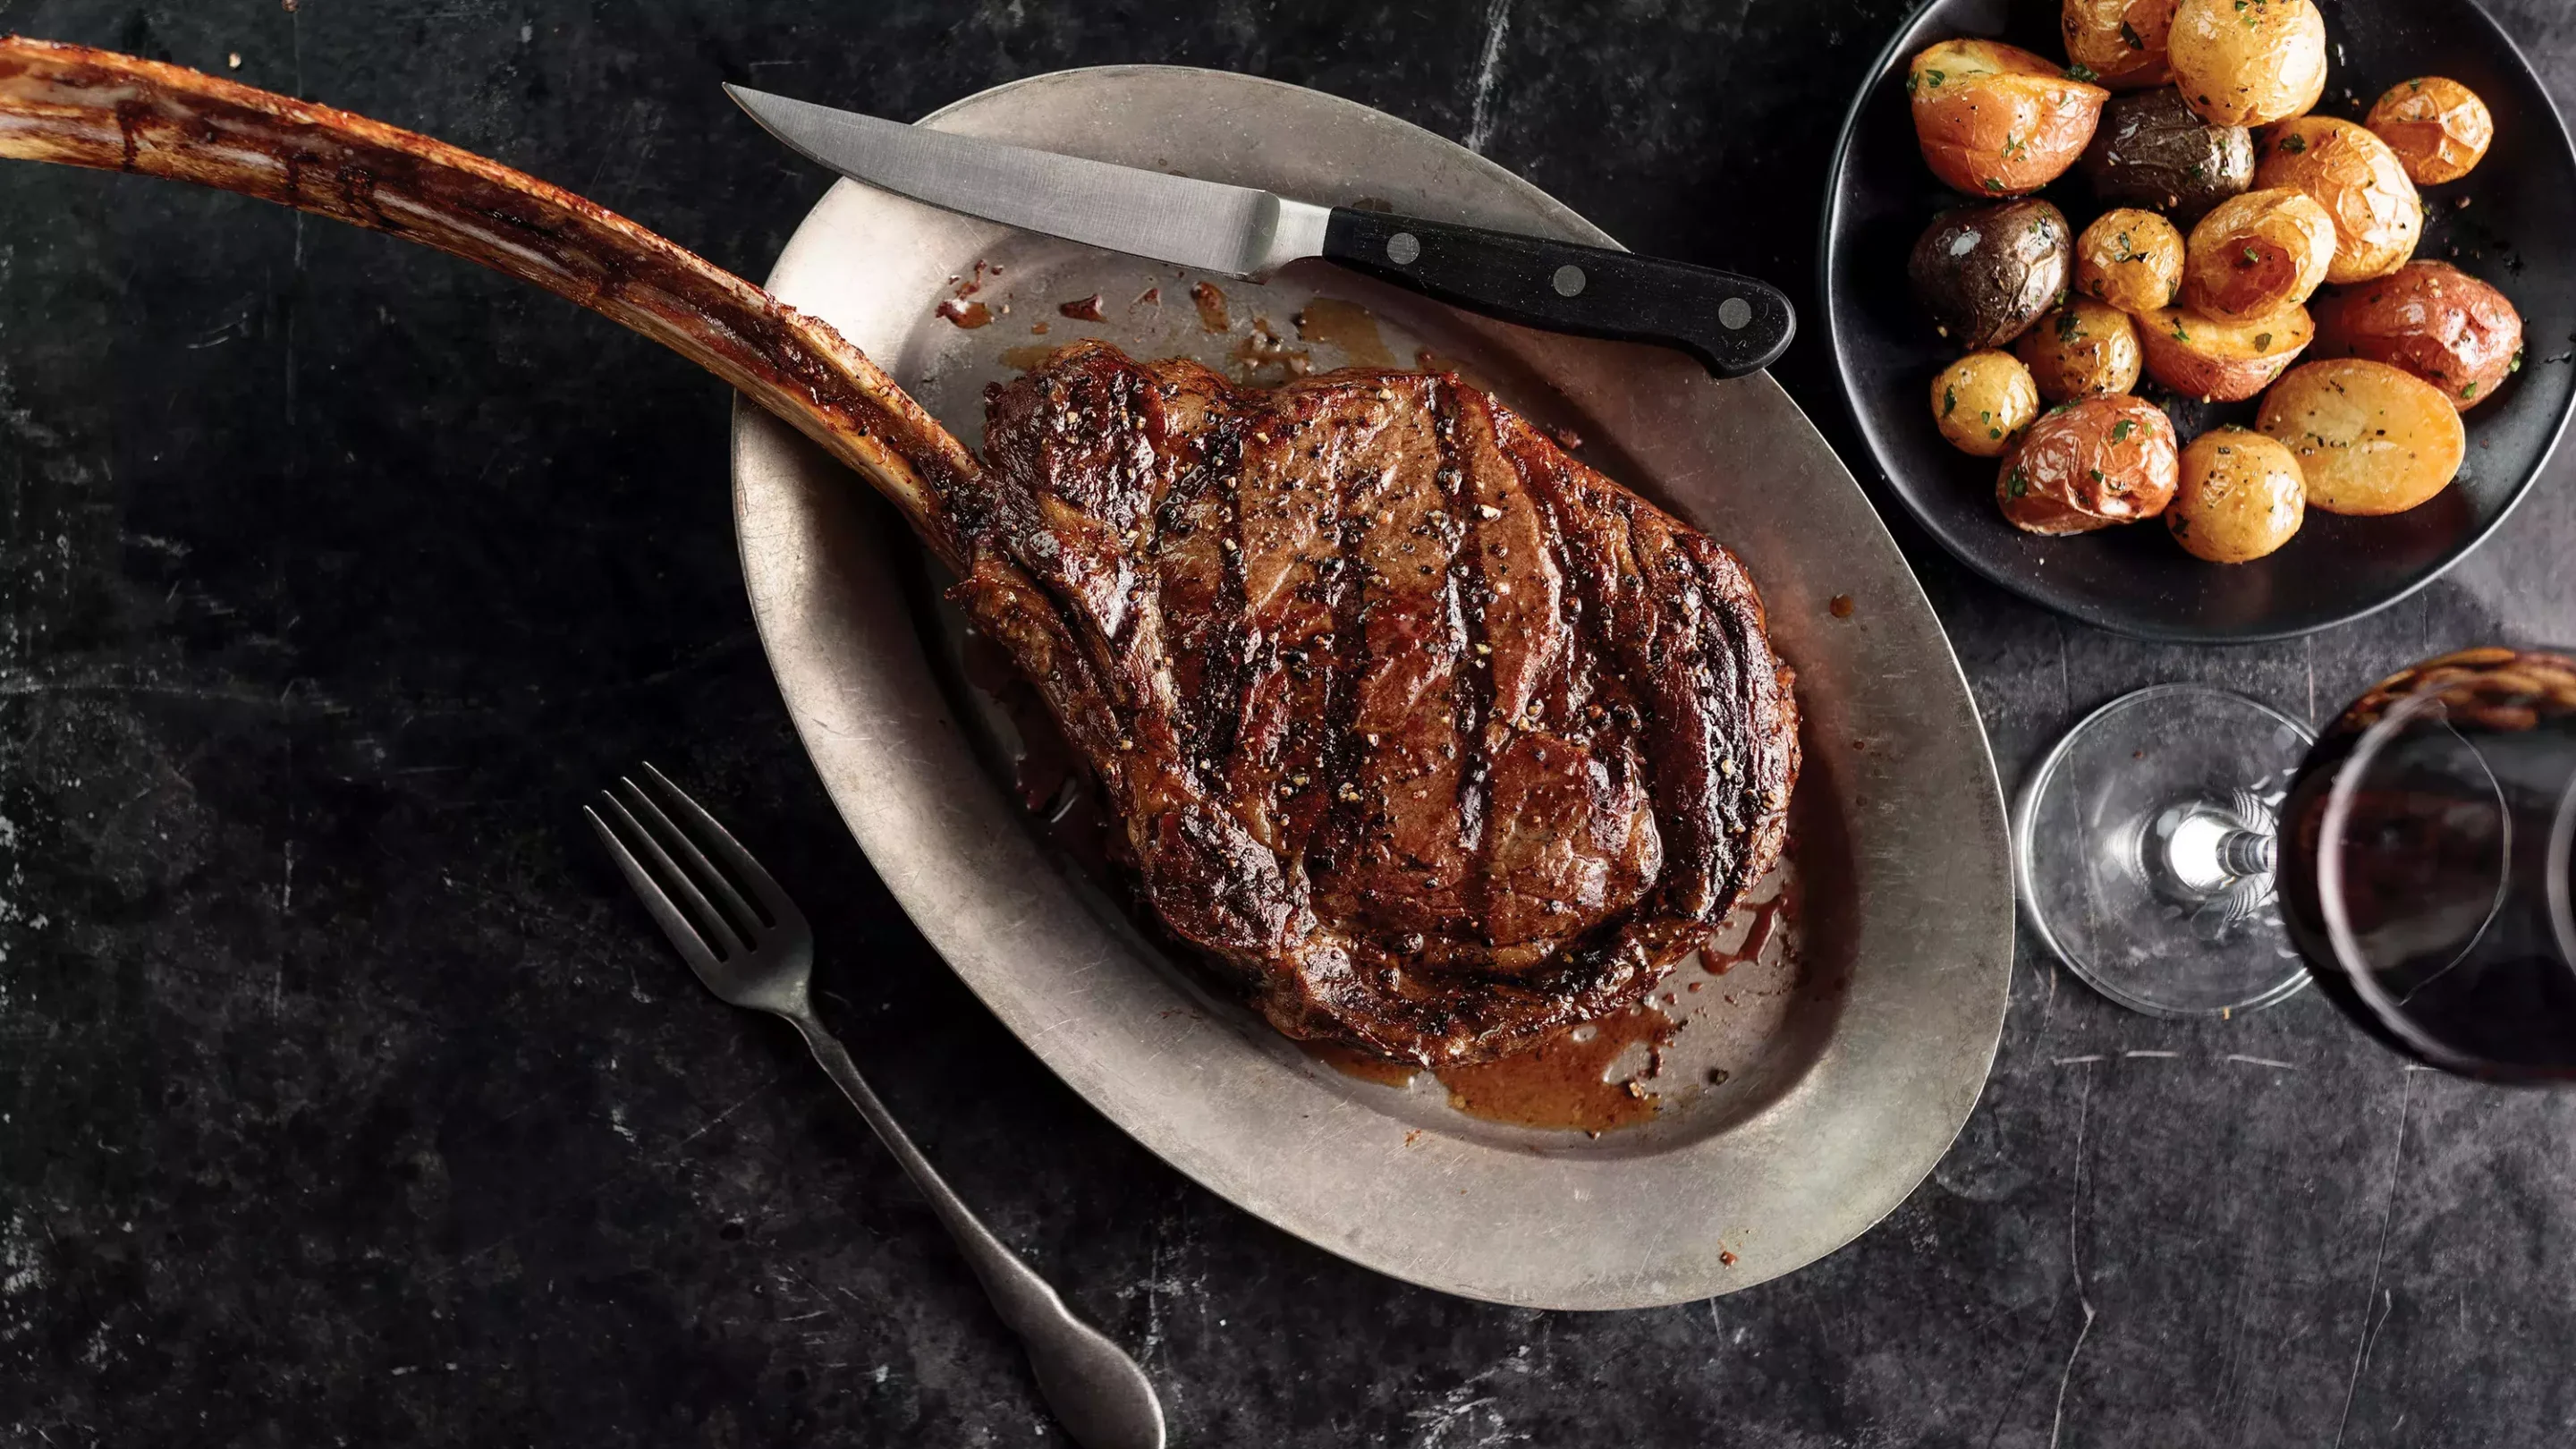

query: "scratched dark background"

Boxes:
[4, 0, 2575, 1445]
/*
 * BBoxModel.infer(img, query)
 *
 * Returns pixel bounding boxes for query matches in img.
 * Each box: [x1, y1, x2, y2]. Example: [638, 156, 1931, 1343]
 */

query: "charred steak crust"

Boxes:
[964, 343, 1796, 1065]
[0, 41, 1799, 1069]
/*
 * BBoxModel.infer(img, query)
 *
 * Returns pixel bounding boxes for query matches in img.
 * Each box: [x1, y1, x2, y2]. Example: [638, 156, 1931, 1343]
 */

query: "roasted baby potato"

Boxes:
[1908, 38, 2109, 196]
[2256, 359, 2465, 515]
[2256, 117, 2422, 284]
[2079, 87, 2256, 219]
[2181, 187, 2334, 318]
[2367, 76, 2495, 185]
[2169, 427, 2305, 562]
[2062, 0, 2181, 90]
[1932, 351, 2045, 455]
[2136, 303, 2312, 401]
[1908, 199, 2073, 349]
[2168, 0, 2326, 127]
[2017, 300, 2145, 402]
[1998, 394, 2179, 534]
[2315, 260, 2524, 411]
[2076, 208, 2187, 314]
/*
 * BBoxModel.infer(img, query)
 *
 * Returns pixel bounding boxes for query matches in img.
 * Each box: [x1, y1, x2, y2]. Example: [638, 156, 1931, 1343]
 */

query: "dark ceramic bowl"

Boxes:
[1822, 0, 2576, 641]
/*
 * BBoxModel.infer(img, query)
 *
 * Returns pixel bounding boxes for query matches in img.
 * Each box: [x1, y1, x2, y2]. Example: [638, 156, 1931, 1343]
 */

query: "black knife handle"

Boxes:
[1319, 208, 1794, 378]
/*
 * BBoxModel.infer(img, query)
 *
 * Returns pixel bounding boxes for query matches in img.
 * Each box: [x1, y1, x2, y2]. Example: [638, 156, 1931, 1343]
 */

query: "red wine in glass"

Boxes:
[2277, 649, 2576, 1080]
[2018, 648, 2576, 1081]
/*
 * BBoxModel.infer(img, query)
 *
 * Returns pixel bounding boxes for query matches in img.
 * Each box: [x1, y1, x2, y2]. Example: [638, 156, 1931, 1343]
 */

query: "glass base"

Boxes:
[2016, 685, 2317, 1017]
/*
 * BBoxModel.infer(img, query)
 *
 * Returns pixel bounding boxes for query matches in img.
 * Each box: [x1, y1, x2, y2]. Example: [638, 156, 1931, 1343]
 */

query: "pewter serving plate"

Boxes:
[730, 66, 2011, 1309]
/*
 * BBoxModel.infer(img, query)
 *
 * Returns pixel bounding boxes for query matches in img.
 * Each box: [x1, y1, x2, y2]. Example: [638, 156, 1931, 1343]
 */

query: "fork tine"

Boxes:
[597, 792, 752, 961]
[612, 775, 766, 943]
[586, 804, 728, 981]
[638, 761, 810, 935]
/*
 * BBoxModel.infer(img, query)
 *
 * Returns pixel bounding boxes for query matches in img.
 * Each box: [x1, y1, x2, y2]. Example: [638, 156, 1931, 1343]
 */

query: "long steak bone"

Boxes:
[0, 37, 979, 570]
[0, 38, 1798, 1066]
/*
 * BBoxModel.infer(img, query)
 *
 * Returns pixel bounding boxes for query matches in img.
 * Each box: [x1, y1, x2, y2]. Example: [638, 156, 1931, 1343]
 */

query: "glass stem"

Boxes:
[2141, 795, 2278, 903]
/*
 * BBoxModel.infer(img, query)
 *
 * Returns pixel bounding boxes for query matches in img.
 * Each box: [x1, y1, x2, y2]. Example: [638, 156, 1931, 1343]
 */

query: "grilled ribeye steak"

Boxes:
[962, 344, 1796, 1063]
[0, 39, 1797, 1065]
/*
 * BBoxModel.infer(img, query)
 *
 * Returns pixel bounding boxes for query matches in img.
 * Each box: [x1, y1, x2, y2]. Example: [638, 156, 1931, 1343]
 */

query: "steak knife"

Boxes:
[724, 84, 1795, 378]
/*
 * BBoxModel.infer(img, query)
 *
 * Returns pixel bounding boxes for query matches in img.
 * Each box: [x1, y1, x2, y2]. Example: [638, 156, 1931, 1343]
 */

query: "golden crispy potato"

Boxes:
[2256, 359, 2465, 515]
[2169, 427, 2305, 562]
[2182, 187, 2334, 318]
[1909, 38, 2109, 196]
[2076, 208, 2186, 314]
[2168, 0, 2326, 126]
[2136, 303, 2313, 401]
[2256, 117, 2423, 283]
[2315, 260, 2524, 411]
[2016, 300, 2145, 402]
[2062, 0, 2181, 90]
[2367, 76, 2494, 185]
[1998, 394, 2179, 533]
[1932, 351, 2044, 456]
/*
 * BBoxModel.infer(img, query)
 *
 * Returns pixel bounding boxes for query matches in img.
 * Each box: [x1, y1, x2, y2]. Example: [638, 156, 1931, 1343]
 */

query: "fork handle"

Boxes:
[785, 1013, 1165, 1449]
[784, 1013, 1070, 1329]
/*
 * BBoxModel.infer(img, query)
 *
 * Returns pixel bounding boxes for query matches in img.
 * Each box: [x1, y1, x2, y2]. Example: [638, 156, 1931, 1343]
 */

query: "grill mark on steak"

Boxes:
[1436, 382, 1499, 949]
[0, 40, 1798, 1067]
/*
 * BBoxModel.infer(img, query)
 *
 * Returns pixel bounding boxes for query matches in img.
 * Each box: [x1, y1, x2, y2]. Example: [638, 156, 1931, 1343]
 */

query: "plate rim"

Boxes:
[731, 61, 2014, 1308]
[1817, 0, 2576, 645]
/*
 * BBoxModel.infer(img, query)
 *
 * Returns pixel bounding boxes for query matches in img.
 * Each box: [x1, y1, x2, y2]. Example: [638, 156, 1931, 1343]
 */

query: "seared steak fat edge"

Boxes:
[0, 38, 1799, 1065]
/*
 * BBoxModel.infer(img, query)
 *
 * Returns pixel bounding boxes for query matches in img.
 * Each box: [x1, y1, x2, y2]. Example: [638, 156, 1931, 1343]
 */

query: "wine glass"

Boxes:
[2016, 648, 2576, 1080]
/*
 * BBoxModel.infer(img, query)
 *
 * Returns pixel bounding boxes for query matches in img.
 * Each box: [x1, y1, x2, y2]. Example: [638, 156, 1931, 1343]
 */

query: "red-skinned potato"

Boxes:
[2316, 260, 2524, 411]
[2136, 303, 2313, 401]
[1998, 394, 2179, 534]
[1909, 38, 2109, 196]
[2256, 117, 2422, 284]
[2367, 77, 2495, 185]
[2257, 359, 2465, 515]
[2182, 187, 2334, 318]
[2169, 0, 2326, 127]
[2062, 0, 2181, 90]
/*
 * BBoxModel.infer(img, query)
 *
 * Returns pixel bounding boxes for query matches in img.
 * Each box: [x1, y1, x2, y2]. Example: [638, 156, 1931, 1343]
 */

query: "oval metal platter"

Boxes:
[730, 65, 2012, 1309]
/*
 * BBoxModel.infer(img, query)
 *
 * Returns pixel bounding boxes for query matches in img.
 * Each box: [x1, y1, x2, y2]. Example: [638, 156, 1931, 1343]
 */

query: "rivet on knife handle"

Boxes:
[1319, 208, 1796, 378]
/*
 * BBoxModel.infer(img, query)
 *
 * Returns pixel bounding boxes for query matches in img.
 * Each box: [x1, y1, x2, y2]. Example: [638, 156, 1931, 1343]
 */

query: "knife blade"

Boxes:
[724, 83, 1794, 378]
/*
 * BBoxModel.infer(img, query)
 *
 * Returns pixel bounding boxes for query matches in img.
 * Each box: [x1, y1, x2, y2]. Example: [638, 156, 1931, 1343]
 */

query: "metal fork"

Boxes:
[586, 763, 1165, 1449]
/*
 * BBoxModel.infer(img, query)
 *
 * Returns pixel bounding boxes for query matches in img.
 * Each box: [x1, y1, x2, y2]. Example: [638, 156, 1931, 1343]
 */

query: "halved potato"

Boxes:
[2256, 359, 2465, 515]
[2062, 0, 2181, 90]
[2256, 117, 2423, 284]
[1909, 38, 2109, 196]
[2136, 303, 2313, 401]
[1998, 394, 2179, 533]
[2169, 427, 2305, 562]
[2168, 0, 2326, 127]
[2182, 187, 2334, 318]
[2017, 299, 2144, 402]
[2367, 76, 2495, 185]
[1932, 351, 2044, 456]
[2076, 208, 2186, 314]
[2315, 260, 2524, 411]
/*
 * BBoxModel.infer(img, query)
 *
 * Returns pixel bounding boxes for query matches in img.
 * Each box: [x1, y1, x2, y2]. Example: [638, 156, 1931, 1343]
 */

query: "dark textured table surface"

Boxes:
[5, 1, 2575, 1445]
